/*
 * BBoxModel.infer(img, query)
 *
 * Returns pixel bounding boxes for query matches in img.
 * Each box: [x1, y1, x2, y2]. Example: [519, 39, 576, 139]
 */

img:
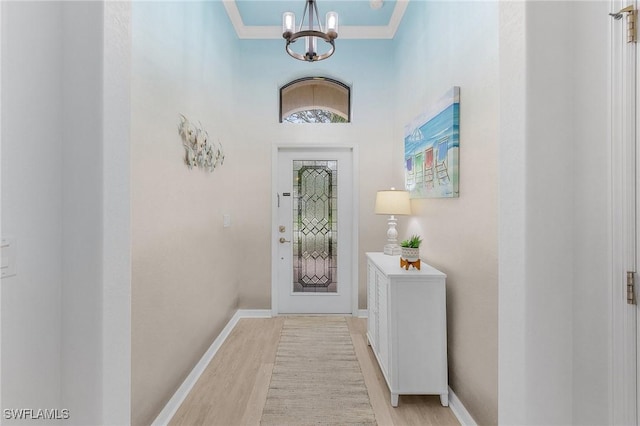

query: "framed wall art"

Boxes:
[404, 87, 460, 198]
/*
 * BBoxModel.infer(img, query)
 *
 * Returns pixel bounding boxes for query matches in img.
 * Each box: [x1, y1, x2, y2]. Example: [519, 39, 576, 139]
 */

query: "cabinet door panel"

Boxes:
[367, 262, 377, 348]
[396, 281, 447, 392]
[377, 270, 389, 376]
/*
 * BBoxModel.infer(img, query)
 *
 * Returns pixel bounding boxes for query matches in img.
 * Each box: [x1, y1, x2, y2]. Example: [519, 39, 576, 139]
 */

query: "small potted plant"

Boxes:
[400, 235, 422, 262]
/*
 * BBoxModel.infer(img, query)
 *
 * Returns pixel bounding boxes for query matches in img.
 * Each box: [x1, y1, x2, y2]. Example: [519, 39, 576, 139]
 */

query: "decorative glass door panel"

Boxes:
[275, 148, 352, 314]
[292, 160, 337, 293]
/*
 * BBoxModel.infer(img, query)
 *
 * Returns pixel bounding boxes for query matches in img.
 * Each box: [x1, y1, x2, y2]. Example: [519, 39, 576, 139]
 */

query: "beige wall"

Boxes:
[393, 2, 499, 424]
[130, 3, 240, 425]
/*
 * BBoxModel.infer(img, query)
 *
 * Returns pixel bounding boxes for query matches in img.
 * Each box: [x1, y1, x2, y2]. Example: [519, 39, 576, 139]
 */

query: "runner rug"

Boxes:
[260, 316, 377, 425]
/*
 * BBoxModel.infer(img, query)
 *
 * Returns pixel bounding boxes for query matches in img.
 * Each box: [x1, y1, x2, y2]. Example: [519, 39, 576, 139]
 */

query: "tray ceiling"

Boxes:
[223, 0, 409, 39]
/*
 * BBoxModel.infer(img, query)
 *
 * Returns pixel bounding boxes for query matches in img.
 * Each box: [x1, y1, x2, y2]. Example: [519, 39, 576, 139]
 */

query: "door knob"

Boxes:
[279, 237, 291, 243]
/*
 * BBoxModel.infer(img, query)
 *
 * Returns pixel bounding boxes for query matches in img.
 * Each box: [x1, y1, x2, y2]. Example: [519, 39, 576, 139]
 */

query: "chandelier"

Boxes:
[282, 0, 339, 62]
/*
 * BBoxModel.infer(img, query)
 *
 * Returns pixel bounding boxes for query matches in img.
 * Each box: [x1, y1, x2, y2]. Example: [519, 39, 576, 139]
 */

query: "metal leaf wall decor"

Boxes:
[177, 114, 225, 172]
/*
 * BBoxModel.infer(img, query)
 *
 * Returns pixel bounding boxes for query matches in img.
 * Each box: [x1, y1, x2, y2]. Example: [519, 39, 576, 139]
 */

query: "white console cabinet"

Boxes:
[366, 252, 448, 407]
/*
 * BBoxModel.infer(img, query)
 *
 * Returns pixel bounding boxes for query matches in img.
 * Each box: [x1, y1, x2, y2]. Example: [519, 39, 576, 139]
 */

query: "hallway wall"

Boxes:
[60, 2, 105, 422]
[1, 2, 64, 417]
[570, 3, 610, 422]
[1, 2, 121, 424]
[130, 2, 240, 425]
[390, 3, 612, 423]
[499, 1, 611, 424]
[391, 2, 499, 424]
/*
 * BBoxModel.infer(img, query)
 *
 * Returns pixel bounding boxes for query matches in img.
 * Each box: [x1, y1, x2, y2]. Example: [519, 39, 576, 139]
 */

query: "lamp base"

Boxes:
[384, 244, 401, 256]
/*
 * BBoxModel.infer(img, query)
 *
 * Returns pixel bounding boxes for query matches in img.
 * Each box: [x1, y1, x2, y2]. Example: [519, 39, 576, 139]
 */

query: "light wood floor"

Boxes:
[169, 317, 460, 426]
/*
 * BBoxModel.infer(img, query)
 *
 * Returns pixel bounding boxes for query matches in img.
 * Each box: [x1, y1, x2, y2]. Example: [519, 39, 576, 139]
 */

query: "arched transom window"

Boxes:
[279, 77, 351, 123]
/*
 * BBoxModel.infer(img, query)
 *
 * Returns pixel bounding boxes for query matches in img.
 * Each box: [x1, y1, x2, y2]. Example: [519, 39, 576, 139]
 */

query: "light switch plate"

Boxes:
[223, 214, 231, 228]
[1, 237, 16, 279]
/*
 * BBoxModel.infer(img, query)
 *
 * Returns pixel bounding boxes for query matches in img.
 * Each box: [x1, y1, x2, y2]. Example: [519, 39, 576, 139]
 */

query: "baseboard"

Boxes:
[151, 309, 272, 426]
[357, 309, 368, 318]
[448, 386, 477, 426]
[236, 309, 272, 318]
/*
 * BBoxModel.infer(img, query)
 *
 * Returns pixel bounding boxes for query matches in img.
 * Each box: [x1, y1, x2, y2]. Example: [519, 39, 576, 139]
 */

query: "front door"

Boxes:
[274, 147, 353, 314]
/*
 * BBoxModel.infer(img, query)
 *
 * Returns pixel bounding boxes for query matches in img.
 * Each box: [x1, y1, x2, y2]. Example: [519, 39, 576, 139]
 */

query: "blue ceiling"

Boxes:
[235, 0, 397, 27]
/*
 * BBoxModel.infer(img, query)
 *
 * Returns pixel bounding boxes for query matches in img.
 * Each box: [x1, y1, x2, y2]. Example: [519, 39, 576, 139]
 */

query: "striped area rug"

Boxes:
[260, 316, 377, 425]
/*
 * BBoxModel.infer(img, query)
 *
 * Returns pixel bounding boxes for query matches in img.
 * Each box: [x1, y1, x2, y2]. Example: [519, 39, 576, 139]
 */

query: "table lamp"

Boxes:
[374, 188, 411, 255]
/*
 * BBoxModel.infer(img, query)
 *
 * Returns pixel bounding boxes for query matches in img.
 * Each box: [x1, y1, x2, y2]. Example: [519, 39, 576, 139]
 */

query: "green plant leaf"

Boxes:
[407, 234, 422, 248]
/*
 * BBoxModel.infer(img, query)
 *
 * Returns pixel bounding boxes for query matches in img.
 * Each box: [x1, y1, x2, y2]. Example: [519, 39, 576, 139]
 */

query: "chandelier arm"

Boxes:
[298, 0, 310, 33]
[312, 0, 324, 33]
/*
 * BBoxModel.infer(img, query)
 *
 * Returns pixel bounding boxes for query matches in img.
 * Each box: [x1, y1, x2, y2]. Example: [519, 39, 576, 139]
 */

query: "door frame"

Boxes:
[0, 0, 4, 414]
[270, 144, 359, 316]
[611, 0, 638, 423]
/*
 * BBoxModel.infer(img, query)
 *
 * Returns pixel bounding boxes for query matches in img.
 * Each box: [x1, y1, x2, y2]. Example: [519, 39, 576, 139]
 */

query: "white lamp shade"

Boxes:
[374, 190, 411, 215]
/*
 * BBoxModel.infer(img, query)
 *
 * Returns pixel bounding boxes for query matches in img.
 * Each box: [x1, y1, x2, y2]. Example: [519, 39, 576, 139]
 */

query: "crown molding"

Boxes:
[223, 0, 409, 40]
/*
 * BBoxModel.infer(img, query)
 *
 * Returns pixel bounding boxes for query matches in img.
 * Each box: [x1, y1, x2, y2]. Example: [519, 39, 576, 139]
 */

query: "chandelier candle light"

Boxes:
[374, 188, 412, 255]
[282, 0, 338, 62]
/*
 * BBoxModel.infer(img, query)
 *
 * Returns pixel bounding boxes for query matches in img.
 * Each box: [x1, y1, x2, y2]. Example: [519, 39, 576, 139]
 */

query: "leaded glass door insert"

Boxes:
[292, 160, 338, 293]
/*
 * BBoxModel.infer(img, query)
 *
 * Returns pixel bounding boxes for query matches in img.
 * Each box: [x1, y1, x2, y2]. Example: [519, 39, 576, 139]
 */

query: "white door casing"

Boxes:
[611, 0, 638, 423]
[0, 0, 3, 413]
[271, 146, 358, 315]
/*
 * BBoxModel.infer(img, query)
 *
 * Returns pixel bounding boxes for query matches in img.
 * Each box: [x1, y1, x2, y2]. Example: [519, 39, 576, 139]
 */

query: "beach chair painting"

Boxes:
[424, 147, 434, 189]
[414, 151, 425, 186]
[405, 157, 414, 190]
[403, 87, 459, 198]
[435, 136, 450, 185]
[404, 127, 422, 193]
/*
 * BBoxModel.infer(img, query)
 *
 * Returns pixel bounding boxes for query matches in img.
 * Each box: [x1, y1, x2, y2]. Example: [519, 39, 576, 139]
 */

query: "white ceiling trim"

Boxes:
[222, 0, 409, 40]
